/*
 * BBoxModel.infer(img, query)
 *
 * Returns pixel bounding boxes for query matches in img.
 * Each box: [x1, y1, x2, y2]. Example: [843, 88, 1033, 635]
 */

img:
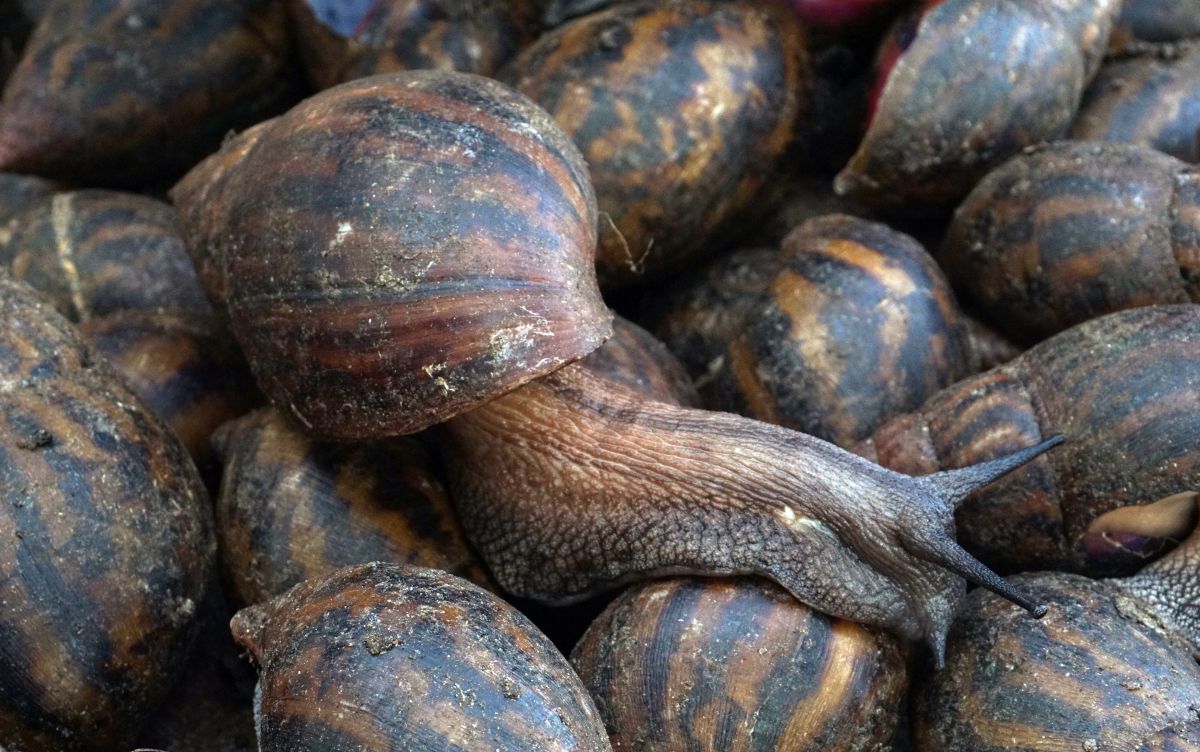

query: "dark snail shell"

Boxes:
[715, 214, 975, 447]
[503, 0, 808, 287]
[230, 562, 611, 751]
[837, 0, 1119, 209]
[0, 171, 58, 225]
[571, 577, 910, 751]
[172, 70, 611, 440]
[0, 273, 215, 752]
[79, 311, 259, 477]
[0, 191, 211, 320]
[0, 0, 301, 186]
[940, 141, 1200, 343]
[858, 304, 1200, 575]
[580, 316, 699, 408]
[915, 572, 1200, 752]
[213, 407, 490, 607]
[1072, 42, 1200, 162]
[289, 0, 540, 90]
[1114, 0, 1200, 45]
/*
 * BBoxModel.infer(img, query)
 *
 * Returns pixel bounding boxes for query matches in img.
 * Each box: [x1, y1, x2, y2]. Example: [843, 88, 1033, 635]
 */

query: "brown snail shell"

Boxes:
[857, 304, 1200, 575]
[288, 0, 540, 90]
[172, 69, 611, 440]
[213, 407, 490, 607]
[230, 562, 612, 751]
[915, 568, 1200, 751]
[571, 577, 910, 751]
[715, 214, 975, 447]
[0, 191, 211, 320]
[1072, 42, 1200, 162]
[0, 0, 301, 186]
[580, 316, 699, 408]
[503, 0, 808, 287]
[0, 273, 215, 752]
[940, 141, 1200, 343]
[837, 0, 1119, 210]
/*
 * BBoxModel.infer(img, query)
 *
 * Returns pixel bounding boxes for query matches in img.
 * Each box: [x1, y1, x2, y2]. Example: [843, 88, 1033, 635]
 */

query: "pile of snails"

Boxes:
[0, 0, 1198, 750]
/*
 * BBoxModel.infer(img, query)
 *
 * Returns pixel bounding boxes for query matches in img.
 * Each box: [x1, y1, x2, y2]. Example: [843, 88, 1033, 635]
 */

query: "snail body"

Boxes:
[230, 562, 612, 751]
[857, 305, 1200, 576]
[173, 69, 1066, 659]
[0, 273, 215, 752]
[503, 0, 808, 287]
[940, 141, 1200, 343]
[572, 577, 910, 751]
[838, 0, 1119, 209]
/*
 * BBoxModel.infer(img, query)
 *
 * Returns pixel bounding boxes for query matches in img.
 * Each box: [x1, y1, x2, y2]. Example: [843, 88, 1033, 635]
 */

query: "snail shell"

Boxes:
[172, 70, 611, 440]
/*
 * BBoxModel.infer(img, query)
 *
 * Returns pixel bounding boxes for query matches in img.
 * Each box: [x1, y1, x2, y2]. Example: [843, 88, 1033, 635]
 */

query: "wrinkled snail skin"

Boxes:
[857, 305, 1200, 576]
[171, 69, 1064, 660]
[0, 274, 215, 752]
[503, 0, 808, 287]
[915, 540, 1200, 752]
[1072, 43, 1200, 162]
[439, 359, 1064, 661]
[230, 563, 612, 752]
[837, 0, 1119, 210]
[289, 0, 541, 90]
[571, 577, 911, 751]
[212, 407, 491, 608]
[941, 142, 1200, 343]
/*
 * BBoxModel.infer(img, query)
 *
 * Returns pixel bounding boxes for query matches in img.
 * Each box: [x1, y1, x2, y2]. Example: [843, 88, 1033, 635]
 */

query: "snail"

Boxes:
[501, 0, 808, 287]
[171, 69, 1065, 661]
[288, 0, 540, 90]
[230, 562, 612, 751]
[713, 214, 976, 447]
[856, 305, 1200, 576]
[836, 0, 1119, 210]
[1112, 0, 1200, 45]
[1072, 42, 1200, 162]
[572, 576, 911, 751]
[939, 141, 1200, 343]
[213, 407, 491, 607]
[915, 496, 1200, 751]
[0, 272, 215, 752]
[0, 0, 300, 186]
[0, 190, 258, 475]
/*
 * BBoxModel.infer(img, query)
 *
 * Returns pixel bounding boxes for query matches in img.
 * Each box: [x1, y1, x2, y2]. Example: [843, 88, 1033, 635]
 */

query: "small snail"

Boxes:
[172, 69, 1065, 660]
[940, 141, 1200, 343]
[916, 498, 1200, 751]
[1113, 0, 1200, 45]
[213, 407, 491, 607]
[1072, 42, 1200, 162]
[0, 190, 258, 474]
[572, 577, 911, 751]
[502, 0, 809, 287]
[230, 562, 612, 751]
[0, 272, 215, 752]
[288, 0, 540, 90]
[714, 214, 976, 447]
[837, 0, 1119, 209]
[0, 0, 300, 185]
[857, 305, 1200, 576]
